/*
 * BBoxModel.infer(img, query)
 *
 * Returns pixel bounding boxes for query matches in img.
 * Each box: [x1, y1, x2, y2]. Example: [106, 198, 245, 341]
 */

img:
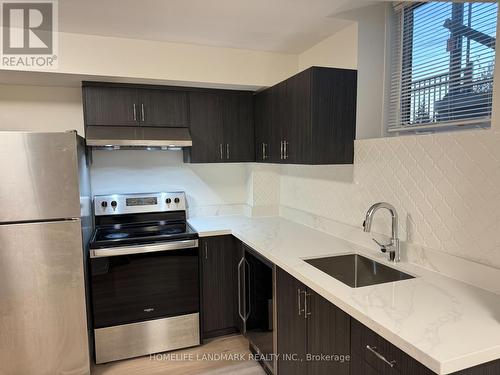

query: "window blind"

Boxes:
[388, 1, 498, 134]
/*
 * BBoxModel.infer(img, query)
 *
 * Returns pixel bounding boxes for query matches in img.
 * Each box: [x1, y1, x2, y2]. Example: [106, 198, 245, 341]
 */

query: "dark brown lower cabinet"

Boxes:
[276, 268, 350, 375]
[200, 235, 239, 339]
[351, 318, 433, 375]
[276, 267, 307, 375]
[350, 354, 381, 375]
[351, 318, 500, 375]
[200, 246, 500, 375]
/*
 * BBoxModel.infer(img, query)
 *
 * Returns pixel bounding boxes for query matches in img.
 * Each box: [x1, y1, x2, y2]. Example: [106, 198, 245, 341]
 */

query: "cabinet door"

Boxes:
[200, 236, 239, 338]
[276, 268, 307, 375]
[311, 67, 357, 164]
[306, 291, 351, 375]
[140, 89, 189, 127]
[83, 86, 139, 126]
[187, 92, 224, 163]
[285, 69, 312, 164]
[254, 90, 272, 162]
[221, 92, 255, 162]
[350, 353, 381, 375]
[269, 82, 288, 163]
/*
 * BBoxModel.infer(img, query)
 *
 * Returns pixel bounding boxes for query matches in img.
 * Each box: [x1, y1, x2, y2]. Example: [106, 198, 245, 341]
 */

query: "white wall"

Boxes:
[1, 32, 298, 89]
[0, 84, 84, 134]
[297, 4, 389, 140]
[0, 31, 300, 133]
[348, 4, 390, 140]
[298, 23, 358, 71]
[90, 150, 252, 217]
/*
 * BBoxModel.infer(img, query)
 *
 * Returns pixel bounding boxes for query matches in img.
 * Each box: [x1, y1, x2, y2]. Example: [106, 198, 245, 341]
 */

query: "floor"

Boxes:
[91, 335, 266, 375]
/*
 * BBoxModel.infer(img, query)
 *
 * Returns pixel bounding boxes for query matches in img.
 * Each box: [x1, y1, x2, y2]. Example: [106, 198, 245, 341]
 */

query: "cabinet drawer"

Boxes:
[351, 351, 383, 375]
[351, 319, 433, 375]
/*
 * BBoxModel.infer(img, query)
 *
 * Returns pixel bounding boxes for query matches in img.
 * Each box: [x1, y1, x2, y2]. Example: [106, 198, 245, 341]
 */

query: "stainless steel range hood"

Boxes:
[85, 126, 192, 149]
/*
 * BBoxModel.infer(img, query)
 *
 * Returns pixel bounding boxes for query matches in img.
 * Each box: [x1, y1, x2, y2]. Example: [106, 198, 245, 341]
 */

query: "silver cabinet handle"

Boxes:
[303, 291, 311, 319]
[237, 257, 245, 321]
[284, 140, 288, 160]
[262, 143, 268, 160]
[297, 288, 304, 316]
[204, 242, 208, 260]
[366, 345, 396, 368]
[226, 144, 230, 159]
[141, 103, 145, 122]
[219, 144, 223, 160]
[133, 104, 137, 121]
[280, 140, 284, 160]
[244, 258, 251, 320]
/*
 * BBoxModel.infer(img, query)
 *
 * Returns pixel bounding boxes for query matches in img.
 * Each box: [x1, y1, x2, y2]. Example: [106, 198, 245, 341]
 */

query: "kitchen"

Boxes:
[1, 1, 500, 375]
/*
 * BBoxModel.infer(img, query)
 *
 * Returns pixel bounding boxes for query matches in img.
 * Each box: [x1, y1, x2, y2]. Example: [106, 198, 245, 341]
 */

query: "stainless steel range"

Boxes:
[89, 192, 200, 364]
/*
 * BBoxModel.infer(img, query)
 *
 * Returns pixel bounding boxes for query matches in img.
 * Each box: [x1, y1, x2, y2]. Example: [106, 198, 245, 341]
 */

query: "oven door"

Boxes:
[90, 239, 199, 328]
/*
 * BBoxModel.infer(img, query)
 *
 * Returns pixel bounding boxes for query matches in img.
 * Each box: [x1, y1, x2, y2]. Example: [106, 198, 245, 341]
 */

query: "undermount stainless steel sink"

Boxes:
[304, 254, 414, 288]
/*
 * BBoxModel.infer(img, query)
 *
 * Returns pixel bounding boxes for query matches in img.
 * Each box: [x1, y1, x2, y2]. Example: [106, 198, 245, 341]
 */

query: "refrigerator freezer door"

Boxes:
[0, 131, 81, 222]
[0, 219, 90, 375]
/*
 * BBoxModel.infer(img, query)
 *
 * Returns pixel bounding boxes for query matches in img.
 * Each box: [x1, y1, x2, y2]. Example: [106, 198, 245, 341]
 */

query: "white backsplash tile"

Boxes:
[245, 163, 281, 215]
[279, 127, 500, 270]
[90, 150, 251, 216]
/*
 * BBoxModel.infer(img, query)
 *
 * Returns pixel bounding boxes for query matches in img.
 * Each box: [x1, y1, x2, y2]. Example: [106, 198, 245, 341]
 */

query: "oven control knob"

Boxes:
[174, 198, 180, 203]
[111, 201, 117, 207]
[101, 201, 108, 208]
[166, 198, 172, 204]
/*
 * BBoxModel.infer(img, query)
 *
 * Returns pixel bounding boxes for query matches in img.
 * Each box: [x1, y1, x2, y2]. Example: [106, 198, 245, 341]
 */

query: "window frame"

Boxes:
[389, 1, 497, 135]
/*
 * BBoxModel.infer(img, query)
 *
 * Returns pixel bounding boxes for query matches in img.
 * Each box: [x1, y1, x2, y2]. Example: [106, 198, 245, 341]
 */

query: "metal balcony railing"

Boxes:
[402, 71, 493, 127]
[405, 73, 450, 125]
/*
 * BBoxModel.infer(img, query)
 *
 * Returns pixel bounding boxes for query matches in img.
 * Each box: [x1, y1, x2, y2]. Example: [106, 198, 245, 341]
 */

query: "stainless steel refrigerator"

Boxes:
[0, 131, 91, 375]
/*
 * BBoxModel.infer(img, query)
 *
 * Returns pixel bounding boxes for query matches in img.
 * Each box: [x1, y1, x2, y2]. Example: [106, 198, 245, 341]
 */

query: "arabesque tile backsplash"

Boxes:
[278, 128, 500, 269]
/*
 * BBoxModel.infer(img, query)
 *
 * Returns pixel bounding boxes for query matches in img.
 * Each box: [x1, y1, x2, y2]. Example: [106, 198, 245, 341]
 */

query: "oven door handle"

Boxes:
[90, 239, 199, 258]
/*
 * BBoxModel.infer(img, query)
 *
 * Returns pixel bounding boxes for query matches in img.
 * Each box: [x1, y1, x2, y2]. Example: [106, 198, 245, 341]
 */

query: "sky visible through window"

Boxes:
[407, 1, 497, 125]
[412, 2, 497, 81]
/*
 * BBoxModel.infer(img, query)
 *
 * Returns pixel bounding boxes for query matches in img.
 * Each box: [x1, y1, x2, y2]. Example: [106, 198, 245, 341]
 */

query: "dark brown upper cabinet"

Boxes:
[82, 82, 189, 128]
[183, 90, 254, 163]
[185, 91, 223, 163]
[255, 82, 287, 163]
[254, 66, 357, 164]
[83, 85, 140, 127]
[140, 89, 189, 127]
[83, 67, 355, 164]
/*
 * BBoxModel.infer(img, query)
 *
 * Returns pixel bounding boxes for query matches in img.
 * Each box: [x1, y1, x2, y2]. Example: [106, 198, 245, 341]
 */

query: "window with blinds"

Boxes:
[388, 1, 498, 134]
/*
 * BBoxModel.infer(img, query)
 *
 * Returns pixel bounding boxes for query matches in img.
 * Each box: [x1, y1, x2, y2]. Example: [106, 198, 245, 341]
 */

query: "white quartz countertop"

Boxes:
[188, 215, 500, 375]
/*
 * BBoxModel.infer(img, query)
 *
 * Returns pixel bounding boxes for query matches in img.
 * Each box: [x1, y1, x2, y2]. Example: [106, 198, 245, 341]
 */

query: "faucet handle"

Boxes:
[372, 237, 390, 252]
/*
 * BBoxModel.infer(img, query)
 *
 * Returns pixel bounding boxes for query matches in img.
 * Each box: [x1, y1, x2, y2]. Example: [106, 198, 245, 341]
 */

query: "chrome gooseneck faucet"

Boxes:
[363, 202, 400, 262]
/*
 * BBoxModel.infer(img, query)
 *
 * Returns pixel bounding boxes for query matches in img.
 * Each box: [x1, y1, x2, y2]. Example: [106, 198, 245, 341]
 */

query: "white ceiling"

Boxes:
[59, 0, 374, 54]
